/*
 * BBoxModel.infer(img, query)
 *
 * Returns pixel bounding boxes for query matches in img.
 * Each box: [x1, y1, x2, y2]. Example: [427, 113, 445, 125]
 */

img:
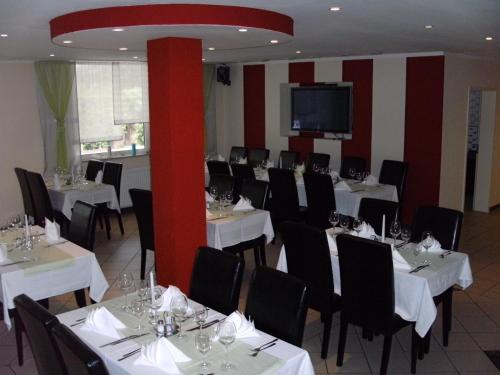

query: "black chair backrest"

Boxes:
[339, 156, 366, 179]
[248, 148, 270, 168]
[411, 206, 463, 251]
[229, 146, 248, 163]
[303, 172, 336, 229]
[13, 294, 67, 375]
[280, 221, 334, 313]
[267, 168, 301, 226]
[68, 201, 96, 252]
[358, 198, 400, 237]
[240, 179, 269, 209]
[207, 160, 231, 176]
[336, 234, 395, 332]
[306, 152, 330, 172]
[85, 160, 104, 182]
[25, 171, 54, 226]
[15, 167, 36, 219]
[279, 150, 300, 170]
[208, 174, 235, 198]
[245, 267, 310, 347]
[189, 246, 244, 315]
[102, 162, 123, 204]
[52, 324, 109, 375]
[129, 189, 155, 252]
[230, 164, 255, 199]
[378, 160, 408, 201]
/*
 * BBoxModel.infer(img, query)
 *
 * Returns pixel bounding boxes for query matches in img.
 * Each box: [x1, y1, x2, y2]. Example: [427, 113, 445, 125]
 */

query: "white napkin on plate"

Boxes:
[224, 311, 259, 338]
[134, 337, 191, 374]
[419, 238, 442, 253]
[0, 243, 8, 263]
[44, 218, 60, 242]
[295, 163, 305, 176]
[53, 173, 62, 191]
[216, 154, 225, 162]
[158, 285, 183, 312]
[362, 174, 378, 186]
[349, 222, 376, 239]
[335, 180, 352, 191]
[392, 249, 412, 271]
[80, 307, 126, 339]
[233, 196, 254, 212]
[94, 170, 103, 184]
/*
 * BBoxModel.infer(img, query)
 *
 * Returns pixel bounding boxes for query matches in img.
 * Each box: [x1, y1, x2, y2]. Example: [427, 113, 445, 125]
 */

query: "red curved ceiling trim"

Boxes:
[50, 4, 294, 39]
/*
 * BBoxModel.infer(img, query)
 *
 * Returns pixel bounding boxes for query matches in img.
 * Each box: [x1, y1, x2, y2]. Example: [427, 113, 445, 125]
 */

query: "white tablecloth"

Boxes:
[0, 227, 109, 329]
[48, 182, 120, 220]
[206, 209, 274, 250]
[276, 233, 473, 337]
[57, 294, 314, 375]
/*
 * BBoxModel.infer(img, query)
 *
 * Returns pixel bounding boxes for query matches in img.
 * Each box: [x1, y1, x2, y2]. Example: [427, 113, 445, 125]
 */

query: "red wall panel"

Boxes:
[243, 65, 266, 148]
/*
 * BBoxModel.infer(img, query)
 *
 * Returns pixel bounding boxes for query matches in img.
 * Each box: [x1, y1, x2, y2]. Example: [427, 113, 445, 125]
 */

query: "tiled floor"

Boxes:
[1, 207, 499, 374]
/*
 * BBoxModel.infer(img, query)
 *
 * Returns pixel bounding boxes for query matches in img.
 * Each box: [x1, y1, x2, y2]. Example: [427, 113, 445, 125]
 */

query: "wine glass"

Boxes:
[421, 231, 434, 265]
[136, 280, 148, 301]
[217, 321, 236, 370]
[118, 272, 135, 311]
[355, 172, 363, 181]
[171, 294, 188, 339]
[147, 286, 164, 325]
[194, 305, 208, 332]
[225, 191, 233, 207]
[401, 226, 411, 246]
[348, 167, 356, 179]
[131, 300, 145, 330]
[329, 211, 339, 231]
[195, 332, 212, 370]
[353, 217, 363, 236]
[412, 243, 422, 266]
[390, 220, 402, 246]
[209, 186, 218, 205]
[340, 216, 350, 233]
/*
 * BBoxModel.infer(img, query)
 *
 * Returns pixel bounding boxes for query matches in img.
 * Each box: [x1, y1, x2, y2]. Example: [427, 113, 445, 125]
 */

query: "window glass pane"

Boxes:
[112, 62, 149, 124]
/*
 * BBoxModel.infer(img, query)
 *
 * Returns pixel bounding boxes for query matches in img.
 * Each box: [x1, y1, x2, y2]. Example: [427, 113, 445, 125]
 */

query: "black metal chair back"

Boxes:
[25, 171, 54, 226]
[303, 172, 336, 229]
[15, 167, 36, 219]
[208, 174, 235, 199]
[248, 148, 270, 168]
[229, 146, 248, 163]
[267, 168, 300, 228]
[279, 150, 299, 170]
[340, 156, 366, 178]
[230, 164, 255, 199]
[85, 160, 104, 182]
[379, 160, 408, 201]
[240, 179, 269, 209]
[102, 162, 123, 204]
[207, 160, 231, 176]
[358, 198, 400, 237]
[68, 201, 96, 252]
[306, 152, 330, 172]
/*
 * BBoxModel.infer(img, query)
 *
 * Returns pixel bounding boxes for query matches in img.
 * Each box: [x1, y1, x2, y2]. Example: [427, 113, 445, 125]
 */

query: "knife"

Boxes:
[410, 264, 429, 273]
[186, 319, 220, 332]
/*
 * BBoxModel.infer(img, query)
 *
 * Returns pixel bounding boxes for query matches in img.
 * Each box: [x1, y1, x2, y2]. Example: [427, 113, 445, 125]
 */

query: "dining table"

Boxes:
[0, 226, 108, 329]
[56, 292, 315, 375]
[276, 228, 473, 337]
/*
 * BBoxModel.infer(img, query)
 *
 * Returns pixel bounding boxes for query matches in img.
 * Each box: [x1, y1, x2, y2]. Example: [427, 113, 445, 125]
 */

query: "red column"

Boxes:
[147, 37, 206, 291]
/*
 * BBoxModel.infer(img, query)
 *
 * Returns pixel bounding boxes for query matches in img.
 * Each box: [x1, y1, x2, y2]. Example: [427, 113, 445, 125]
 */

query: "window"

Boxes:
[75, 62, 150, 158]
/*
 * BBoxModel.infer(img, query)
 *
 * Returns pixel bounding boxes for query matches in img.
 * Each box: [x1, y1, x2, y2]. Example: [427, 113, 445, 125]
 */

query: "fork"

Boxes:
[249, 342, 276, 357]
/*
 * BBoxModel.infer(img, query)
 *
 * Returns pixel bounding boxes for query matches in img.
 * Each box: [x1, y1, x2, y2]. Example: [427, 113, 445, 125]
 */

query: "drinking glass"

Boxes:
[194, 305, 208, 332]
[329, 211, 339, 230]
[355, 172, 363, 181]
[148, 286, 164, 325]
[10, 215, 21, 229]
[421, 231, 434, 265]
[21, 236, 34, 261]
[312, 163, 320, 173]
[225, 191, 233, 207]
[390, 220, 402, 246]
[401, 227, 411, 245]
[217, 321, 236, 371]
[412, 243, 422, 266]
[136, 280, 148, 301]
[353, 217, 363, 236]
[171, 294, 188, 339]
[131, 300, 145, 330]
[348, 168, 356, 179]
[209, 186, 218, 207]
[340, 216, 350, 233]
[195, 332, 212, 370]
[118, 272, 135, 311]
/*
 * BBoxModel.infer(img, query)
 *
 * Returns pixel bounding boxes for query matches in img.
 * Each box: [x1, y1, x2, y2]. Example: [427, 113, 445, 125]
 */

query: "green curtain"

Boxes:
[35, 61, 74, 171]
[203, 64, 216, 151]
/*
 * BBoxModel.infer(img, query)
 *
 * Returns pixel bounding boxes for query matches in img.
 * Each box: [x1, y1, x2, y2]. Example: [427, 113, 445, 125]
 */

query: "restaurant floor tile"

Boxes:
[1, 206, 499, 374]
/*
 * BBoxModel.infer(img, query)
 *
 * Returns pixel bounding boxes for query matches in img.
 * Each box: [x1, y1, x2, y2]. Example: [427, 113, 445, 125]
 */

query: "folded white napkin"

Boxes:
[44, 218, 60, 242]
[335, 180, 352, 191]
[238, 157, 247, 165]
[350, 222, 376, 239]
[392, 249, 412, 271]
[295, 163, 305, 176]
[206, 209, 216, 220]
[94, 170, 103, 184]
[80, 307, 126, 339]
[224, 311, 259, 338]
[265, 160, 274, 168]
[362, 174, 378, 186]
[233, 196, 254, 212]
[134, 337, 191, 374]
[205, 191, 214, 203]
[329, 170, 340, 179]
[216, 154, 225, 162]
[419, 238, 442, 253]
[204, 162, 209, 173]
[158, 285, 183, 312]
[0, 243, 8, 263]
[53, 173, 62, 191]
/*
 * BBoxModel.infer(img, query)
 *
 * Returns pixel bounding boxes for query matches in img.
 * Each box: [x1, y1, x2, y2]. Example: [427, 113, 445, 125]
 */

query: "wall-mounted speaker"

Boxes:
[217, 65, 231, 86]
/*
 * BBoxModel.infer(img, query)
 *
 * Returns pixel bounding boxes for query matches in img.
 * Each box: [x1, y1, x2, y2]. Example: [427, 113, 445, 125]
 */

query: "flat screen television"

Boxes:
[291, 85, 352, 133]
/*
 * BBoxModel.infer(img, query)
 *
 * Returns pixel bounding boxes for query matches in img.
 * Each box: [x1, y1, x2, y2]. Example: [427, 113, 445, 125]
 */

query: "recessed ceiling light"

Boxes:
[270, 39, 279, 44]
[0, 34, 8, 38]
[62, 40, 72, 44]
[425, 25, 433, 29]
[49, 54, 55, 57]
[296, 50, 302, 54]
[133, 56, 138, 59]
[202, 58, 206, 62]
[112, 28, 125, 32]
[329, 6, 341, 12]
[238, 28, 248, 32]
[119, 47, 128, 51]
[208, 47, 215, 51]
[485, 36, 493, 41]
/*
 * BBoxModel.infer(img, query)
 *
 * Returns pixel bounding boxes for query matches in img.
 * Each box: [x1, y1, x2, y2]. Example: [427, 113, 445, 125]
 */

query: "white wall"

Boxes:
[0, 62, 44, 221]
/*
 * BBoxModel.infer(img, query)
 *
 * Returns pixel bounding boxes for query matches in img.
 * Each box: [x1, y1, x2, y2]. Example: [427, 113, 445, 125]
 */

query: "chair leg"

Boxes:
[362, 328, 374, 341]
[442, 288, 453, 347]
[380, 335, 393, 375]
[259, 244, 267, 266]
[74, 289, 87, 308]
[140, 248, 147, 280]
[14, 310, 23, 366]
[98, 214, 104, 229]
[336, 317, 348, 366]
[423, 328, 431, 354]
[418, 336, 425, 360]
[411, 326, 418, 374]
[116, 211, 124, 236]
[321, 313, 333, 359]
[104, 211, 111, 240]
[253, 247, 261, 266]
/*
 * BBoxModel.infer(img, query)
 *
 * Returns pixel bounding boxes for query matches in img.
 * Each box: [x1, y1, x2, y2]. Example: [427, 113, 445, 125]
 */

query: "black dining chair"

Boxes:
[306, 152, 330, 172]
[208, 174, 235, 199]
[358, 198, 400, 238]
[230, 164, 255, 200]
[411, 205, 463, 350]
[14, 167, 36, 220]
[52, 324, 110, 375]
[13, 294, 66, 375]
[223, 179, 270, 266]
[189, 247, 244, 316]
[267, 168, 302, 233]
[245, 267, 310, 347]
[339, 156, 366, 178]
[303, 172, 336, 229]
[336, 234, 418, 375]
[129, 188, 155, 280]
[84, 160, 104, 182]
[207, 160, 231, 176]
[229, 146, 248, 163]
[378, 160, 408, 201]
[247, 148, 270, 168]
[281, 221, 341, 359]
[279, 150, 300, 170]
[98, 162, 124, 239]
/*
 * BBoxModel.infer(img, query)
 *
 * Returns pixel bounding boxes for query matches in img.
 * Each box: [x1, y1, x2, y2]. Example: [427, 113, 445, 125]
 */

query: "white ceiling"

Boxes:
[0, 0, 498, 63]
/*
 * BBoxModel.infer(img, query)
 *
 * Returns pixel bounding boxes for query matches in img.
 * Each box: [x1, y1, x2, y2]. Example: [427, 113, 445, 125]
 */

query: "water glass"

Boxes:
[217, 321, 236, 370]
[131, 300, 145, 330]
[195, 332, 212, 369]
[118, 272, 135, 311]
[412, 243, 422, 266]
[353, 217, 363, 235]
[171, 294, 188, 339]
[421, 231, 434, 265]
[340, 216, 350, 233]
[148, 287, 164, 325]
[329, 211, 339, 230]
[401, 227, 411, 244]
[348, 168, 356, 179]
[136, 280, 148, 301]
[390, 220, 402, 245]
[194, 305, 208, 331]
[225, 191, 233, 207]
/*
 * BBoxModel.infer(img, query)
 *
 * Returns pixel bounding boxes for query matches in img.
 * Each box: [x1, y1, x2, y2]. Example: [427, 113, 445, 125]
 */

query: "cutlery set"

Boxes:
[440, 250, 453, 258]
[410, 264, 429, 273]
[186, 319, 220, 332]
[249, 338, 278, 357]
[100, 332, 150, 348]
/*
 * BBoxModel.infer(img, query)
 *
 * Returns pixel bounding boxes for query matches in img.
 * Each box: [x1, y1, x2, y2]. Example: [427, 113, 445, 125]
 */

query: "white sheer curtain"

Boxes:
[112, 62, 149, 124]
